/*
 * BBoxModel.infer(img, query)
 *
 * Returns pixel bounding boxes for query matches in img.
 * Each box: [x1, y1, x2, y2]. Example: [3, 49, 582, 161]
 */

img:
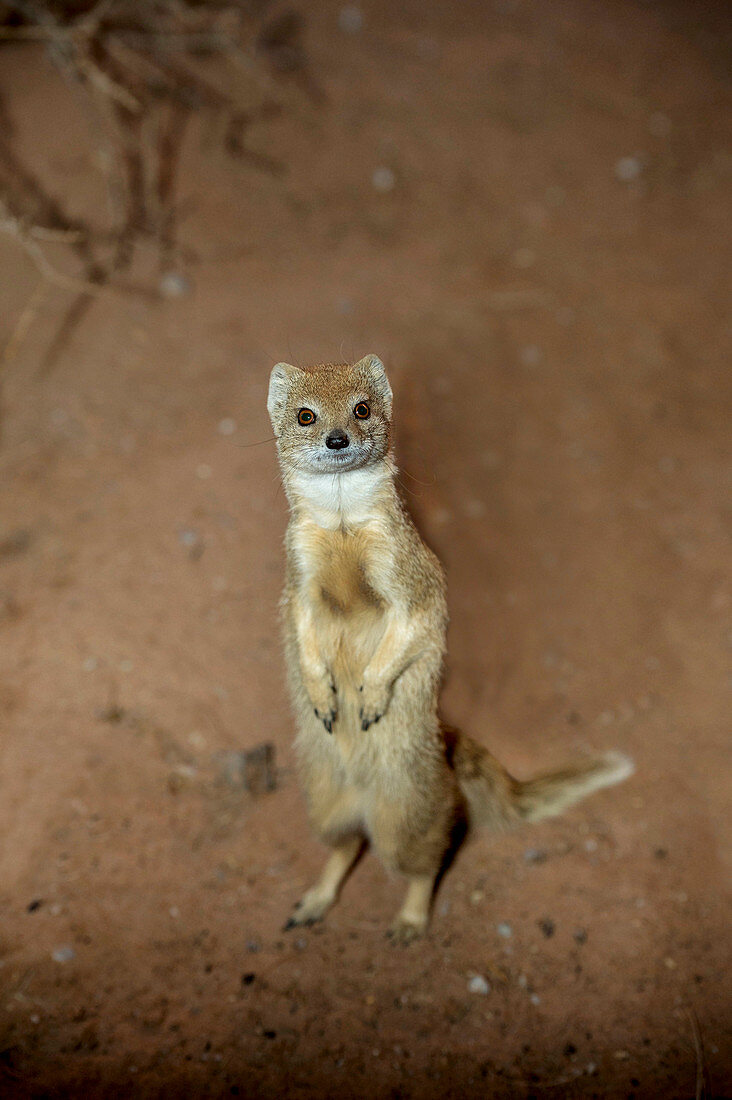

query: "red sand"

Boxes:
[0, 2, 729, 1096]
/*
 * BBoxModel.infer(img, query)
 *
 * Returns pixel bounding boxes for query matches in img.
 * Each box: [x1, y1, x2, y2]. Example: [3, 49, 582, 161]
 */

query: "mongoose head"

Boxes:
[267, 355, 393, 475]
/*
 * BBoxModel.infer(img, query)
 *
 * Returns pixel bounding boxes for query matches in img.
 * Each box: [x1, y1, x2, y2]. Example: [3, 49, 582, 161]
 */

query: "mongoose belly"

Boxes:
[307, 527, 387, 699]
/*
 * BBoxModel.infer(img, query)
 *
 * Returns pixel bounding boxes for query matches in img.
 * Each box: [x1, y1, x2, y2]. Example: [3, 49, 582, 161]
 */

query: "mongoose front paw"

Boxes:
[358, 680, 391, 731]
[307, 676, 338, 733]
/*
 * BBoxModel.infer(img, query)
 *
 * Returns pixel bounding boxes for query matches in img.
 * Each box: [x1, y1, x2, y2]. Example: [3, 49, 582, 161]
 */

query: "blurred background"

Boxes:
[0, 1, 729, 1096]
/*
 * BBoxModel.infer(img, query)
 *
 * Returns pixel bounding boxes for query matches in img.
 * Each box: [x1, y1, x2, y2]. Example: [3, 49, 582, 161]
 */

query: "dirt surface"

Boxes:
[1, 1, 730, 1096]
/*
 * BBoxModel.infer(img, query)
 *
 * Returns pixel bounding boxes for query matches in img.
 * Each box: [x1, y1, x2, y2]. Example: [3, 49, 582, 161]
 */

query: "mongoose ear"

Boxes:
[355, 354, 392, 415]
[267, 362, 298, 427]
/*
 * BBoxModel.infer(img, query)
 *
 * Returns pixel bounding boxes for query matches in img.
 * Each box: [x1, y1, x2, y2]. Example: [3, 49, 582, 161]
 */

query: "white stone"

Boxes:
[372, 167, 396, 192]
[468, 974, 490, 995]
[615, 156, 642, 182]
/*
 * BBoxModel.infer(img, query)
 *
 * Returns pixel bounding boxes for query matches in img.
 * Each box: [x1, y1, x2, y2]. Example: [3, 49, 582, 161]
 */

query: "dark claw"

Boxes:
[284, 913, 320, 932]
[314, 708, 335, 733]
[359, 708, 381, 731]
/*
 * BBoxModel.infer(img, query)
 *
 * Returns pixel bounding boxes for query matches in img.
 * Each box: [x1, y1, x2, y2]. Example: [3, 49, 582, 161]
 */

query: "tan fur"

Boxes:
[268, 355, 634, 941]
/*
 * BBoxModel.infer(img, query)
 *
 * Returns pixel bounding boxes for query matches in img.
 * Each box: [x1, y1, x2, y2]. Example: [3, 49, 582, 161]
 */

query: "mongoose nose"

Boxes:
[326, 431, 350, 450]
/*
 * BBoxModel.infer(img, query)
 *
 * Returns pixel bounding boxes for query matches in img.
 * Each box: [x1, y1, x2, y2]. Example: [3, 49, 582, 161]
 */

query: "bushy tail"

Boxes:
[450, 730, 634, 831]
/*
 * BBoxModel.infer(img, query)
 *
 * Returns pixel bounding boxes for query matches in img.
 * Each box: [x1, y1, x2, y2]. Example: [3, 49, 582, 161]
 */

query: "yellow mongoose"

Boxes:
[267, 354, 633, 942]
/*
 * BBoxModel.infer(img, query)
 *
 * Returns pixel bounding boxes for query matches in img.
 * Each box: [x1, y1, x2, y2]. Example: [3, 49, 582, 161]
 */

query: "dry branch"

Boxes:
[0, 0, 313, 376]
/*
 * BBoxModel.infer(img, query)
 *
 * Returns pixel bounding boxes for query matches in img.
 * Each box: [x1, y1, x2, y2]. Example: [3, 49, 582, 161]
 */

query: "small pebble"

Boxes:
[159, 271, 192, 299]
[372, 166, 396, 192]
[196, 464, 213, 480]
[524, 848, 547, 864]
[530, 993, 541, 1006]
[169, 906, 180, 919]
[522, 201, 546, 226]
[181, 525, 201, 547]
[512, 247, 536, 269]
[573, 928, 588, 945]
[178, 528, 203, 559]
[648, 112, 672, 137]
[664, 957, 677, 970]
[468, 975, 490, 995]
[52, 945, 75, 963]
[497, 922, 513, 939]
[519, 344, 542, 367]
[82, 657, 98, 672]
[615, 156, 642, 182]
[218, 418, 237, 436]
[338, 5, 363, 32]
[614, 1050, 630, 1061]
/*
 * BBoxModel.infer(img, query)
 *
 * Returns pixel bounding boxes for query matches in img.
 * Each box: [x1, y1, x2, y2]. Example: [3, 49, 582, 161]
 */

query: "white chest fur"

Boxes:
[288, 464, 392, 530]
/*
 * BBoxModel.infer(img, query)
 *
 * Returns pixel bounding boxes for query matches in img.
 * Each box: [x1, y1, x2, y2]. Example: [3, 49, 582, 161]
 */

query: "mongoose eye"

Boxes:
[354, 401, 371, 420]
[297, 408, 316, 426]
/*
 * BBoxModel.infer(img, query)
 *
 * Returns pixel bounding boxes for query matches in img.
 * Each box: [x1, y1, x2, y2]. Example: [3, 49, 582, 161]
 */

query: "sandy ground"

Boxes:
[0, 1, 730, 1096]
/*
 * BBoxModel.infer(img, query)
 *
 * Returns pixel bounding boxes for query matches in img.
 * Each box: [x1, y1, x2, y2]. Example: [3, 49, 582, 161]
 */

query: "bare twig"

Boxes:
[686, 1007, 710, 1100]
[37, 291, 95, 378]
[0, 203, 106, 295]
[0, 0, 314, 371]
[0, 280, 47, 370]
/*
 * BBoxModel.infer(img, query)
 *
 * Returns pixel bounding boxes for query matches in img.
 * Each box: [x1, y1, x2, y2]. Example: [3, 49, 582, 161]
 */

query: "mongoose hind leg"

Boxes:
[387, 874, 435, 944]
[368, 788, 456, 944]
[284, 834, 364, 930]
